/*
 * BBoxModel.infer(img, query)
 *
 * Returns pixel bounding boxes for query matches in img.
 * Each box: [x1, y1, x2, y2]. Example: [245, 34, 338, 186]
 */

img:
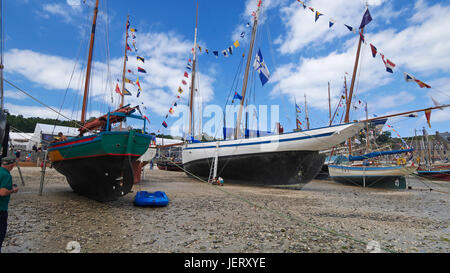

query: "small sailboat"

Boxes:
[48, 1, 153, 202]
[182, 1, 364, 187]
[327, 6, 449, 188]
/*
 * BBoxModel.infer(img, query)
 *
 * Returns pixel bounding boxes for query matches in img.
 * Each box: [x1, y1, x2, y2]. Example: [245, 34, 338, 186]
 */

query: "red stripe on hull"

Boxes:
[49, 136, 98, 149]
[52, 153, 140, 162]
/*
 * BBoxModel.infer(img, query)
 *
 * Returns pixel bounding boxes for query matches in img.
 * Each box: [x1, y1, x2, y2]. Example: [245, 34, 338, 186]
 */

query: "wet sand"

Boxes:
[2, 167, 449, 253]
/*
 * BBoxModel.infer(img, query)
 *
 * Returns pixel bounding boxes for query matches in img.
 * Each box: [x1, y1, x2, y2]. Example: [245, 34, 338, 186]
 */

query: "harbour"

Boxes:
[2, 167, 449, 253]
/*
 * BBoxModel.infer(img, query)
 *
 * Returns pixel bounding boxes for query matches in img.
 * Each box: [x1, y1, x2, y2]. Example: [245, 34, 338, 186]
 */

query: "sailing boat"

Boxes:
[47, 0, 153, 202]
[416, 128, 450, 181]
[182, 1, 364, 187]
[327, 7, 448, 188]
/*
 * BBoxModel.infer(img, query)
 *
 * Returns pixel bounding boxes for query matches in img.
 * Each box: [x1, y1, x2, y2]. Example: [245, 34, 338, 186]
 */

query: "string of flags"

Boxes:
[161, 57, 193, 129]
[296, 0, 433, 90]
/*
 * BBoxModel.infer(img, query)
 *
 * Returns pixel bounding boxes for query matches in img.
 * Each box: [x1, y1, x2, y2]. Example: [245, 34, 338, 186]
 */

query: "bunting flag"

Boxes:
[253, 49, 270, 86]
[124, 77, 134, 85]
[182, 80, 187, 85]
[123, 88, 132, 96]
[295, 103, 301, 113]
[127, 69, 134, 74]
[240, 32, 245, 38]
[234, 40, 240, 48]
[359, 8, 373, 29]
[132, 41, 138, 52]
[136, 77, 142, 91]
[296, 118, 302, 129]
[424, 109, 432, 128]
[186, 62, 192, 70]
[213, 51, 219, 58]
[137, 91, 141, 98]
[414, 79, 431, 89]
[126, 21, 130, 30]
[126, 44, 132, 51]
[308, 7, 314, 12]
[233, 91, 243, 102]
[137, 56, 145, 63]
[370, 44, 377, 58]
[404, 72, 415, 82]
[162, 121, 168, 128]
[184, 71, 189, 78]
[178, 87, 183, 94]
[130, 28, 137, 33]
[138, 67, 147, 73]
[359, 31, 365, 43]
[222, 50, 228, 57]
[198, 46, 202, 53]
[169, 108, 174, 115]
[115, 83, 122, 96]
[174, 102, 177, 107]
[228, 46, 233, 55]
[344, 24, 355, 33]
[329, 18, 335, 28]
[380, 54, 395, 73]
[246, 22, 251, 28]
[315, 11, 323, 22]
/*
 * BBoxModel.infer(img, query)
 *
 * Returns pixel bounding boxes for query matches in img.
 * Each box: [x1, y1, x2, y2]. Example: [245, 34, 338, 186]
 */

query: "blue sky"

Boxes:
[3, 0, 450, 138]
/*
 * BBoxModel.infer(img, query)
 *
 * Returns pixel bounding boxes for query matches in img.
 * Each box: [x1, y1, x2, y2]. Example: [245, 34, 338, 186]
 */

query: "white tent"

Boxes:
[27, 123, 79, 150]
[9, 132, 34, 150]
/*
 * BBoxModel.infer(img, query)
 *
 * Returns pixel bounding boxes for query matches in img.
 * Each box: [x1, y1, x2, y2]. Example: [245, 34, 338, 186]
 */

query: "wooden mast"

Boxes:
[120, 15, 130, 108]
[235, 0, 261, 139]
[304, 94, 310, 130]
[328, 81, 331, 125]
[188, 2, 198, 138]
[80, 0, 100, 124]
[344, 23, 365, 156]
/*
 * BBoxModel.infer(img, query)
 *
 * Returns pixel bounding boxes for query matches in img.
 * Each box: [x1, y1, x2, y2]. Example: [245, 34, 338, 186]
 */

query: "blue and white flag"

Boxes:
[253, 49, 270, 86]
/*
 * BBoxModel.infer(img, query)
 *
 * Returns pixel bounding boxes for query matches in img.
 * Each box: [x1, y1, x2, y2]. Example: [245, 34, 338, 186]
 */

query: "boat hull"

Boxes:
[329, 165, 416, 189]
[182, 123, 362, 187]
[48, 131, 152, 201]
[184, 150, 325, 187]
[417, 169, 450, 181]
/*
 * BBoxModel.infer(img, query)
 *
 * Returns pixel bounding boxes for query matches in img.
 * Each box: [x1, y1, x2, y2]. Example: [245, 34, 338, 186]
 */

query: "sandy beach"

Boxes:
[1, 166, 449, 253]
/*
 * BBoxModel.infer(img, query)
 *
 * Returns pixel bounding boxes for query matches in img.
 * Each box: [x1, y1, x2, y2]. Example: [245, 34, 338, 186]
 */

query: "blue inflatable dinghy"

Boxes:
[134, 191, 169, 207]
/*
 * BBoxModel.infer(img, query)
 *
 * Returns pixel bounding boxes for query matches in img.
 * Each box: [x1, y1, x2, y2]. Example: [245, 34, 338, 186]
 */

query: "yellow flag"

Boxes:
[234, 40, 240, 48]
[178, 87, 183, 94]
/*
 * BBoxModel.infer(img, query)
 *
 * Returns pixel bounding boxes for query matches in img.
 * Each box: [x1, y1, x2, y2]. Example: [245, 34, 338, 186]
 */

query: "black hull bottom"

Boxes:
[315, 164, 330, 179]
[52, 156, 137, 202]
[183, 151, 325, 188]
[330, 176, 406, 189]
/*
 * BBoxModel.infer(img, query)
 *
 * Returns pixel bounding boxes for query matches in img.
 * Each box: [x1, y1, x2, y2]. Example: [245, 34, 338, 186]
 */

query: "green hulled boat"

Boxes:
[48, 108, 153, 201]
[48, 1, 153, 201]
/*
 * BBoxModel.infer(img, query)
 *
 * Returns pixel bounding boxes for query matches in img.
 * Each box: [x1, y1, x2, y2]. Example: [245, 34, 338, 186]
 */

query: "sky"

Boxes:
[3, 0, 450, 139]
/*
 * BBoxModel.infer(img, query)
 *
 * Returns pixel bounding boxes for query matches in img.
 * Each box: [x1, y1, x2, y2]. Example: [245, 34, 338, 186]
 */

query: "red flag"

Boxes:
[115, 83, 122, 96]
[370, 44, 377, 58]
[184, 72, 189, 78]
[414, 79, 431, 88]
[425, 109, 432, 128]
[182, 80, 187, 85]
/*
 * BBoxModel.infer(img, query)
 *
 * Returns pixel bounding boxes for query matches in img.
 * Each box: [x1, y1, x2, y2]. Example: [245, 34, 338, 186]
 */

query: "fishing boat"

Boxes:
[155, 144, 183, 172]
[182, 1, 364, 187]
[48, 1, 153, 202]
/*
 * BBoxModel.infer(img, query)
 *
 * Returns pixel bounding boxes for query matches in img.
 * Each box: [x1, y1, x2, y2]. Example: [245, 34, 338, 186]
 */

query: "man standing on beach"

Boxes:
[0, 157, 18, 253]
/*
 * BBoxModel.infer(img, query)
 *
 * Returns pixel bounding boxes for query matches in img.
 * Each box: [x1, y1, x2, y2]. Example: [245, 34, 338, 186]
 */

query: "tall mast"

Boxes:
[328, 81, 331, 125]
[80, 0, 100, 124]
[304, 94, 310, 130]
[120, 15, 130, 108]
[235, 0, 261, 139]
[344, 15, 365, 156]
[365, 101, 370, 152]
[188, 2, 199, 138]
